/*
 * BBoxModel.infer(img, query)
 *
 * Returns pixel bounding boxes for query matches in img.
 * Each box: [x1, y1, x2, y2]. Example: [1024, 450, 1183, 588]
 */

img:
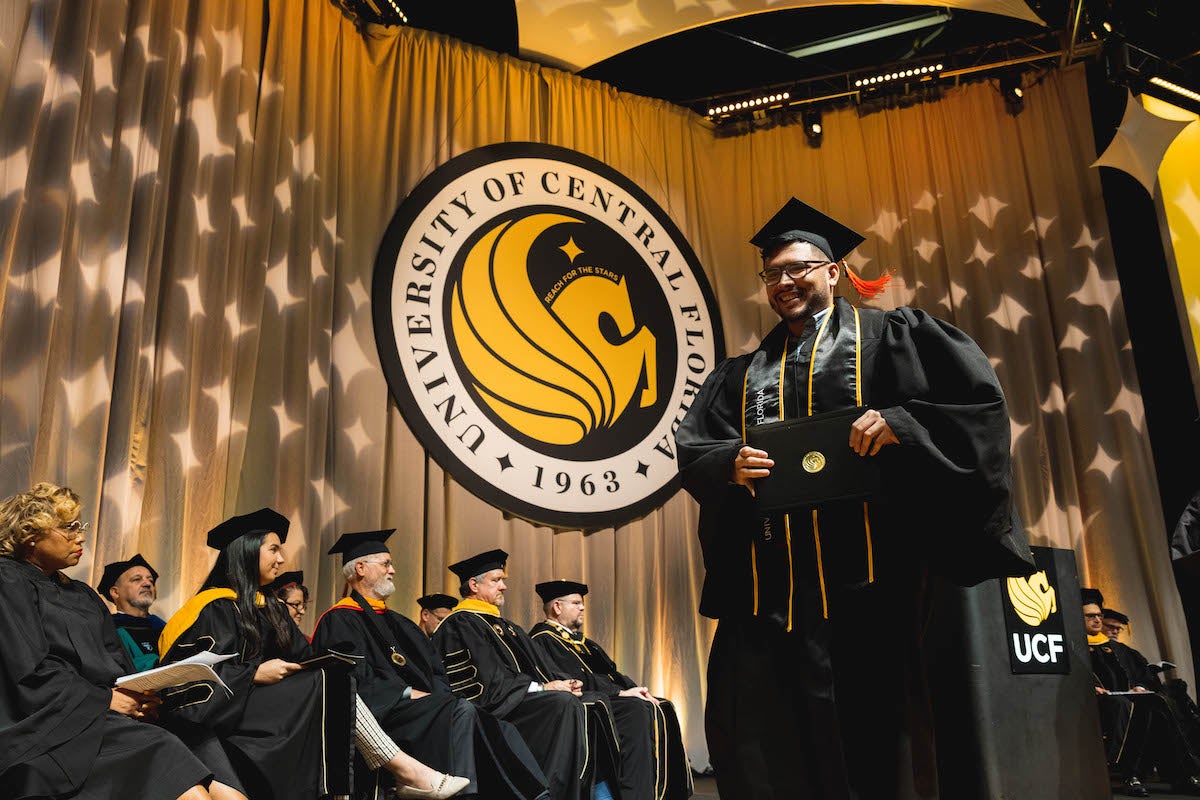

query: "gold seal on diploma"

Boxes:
[802, 451, 826, 473]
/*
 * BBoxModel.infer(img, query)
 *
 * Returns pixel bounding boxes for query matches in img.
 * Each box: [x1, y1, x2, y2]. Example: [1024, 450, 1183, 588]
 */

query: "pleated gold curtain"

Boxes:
[0, 0, 1187, 768]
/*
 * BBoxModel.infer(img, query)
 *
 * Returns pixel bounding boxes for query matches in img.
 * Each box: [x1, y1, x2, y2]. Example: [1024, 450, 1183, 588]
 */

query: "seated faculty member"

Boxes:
[311, 529, 550, 800]
[433, 549, 620, 800]
[98, 552, 167, 670]
[418, 592, 459, 638]
[265, 569, 308, 627]
[530, 579, 693, 800]
[158, 508, 468, 800]
[0, 482, 241, 800]
[1085, 589, 1200, 797]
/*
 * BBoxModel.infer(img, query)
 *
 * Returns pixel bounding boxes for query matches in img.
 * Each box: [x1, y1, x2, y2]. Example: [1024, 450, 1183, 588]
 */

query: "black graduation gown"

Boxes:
[158, 590, 355, 799]
[311, 594, 549, 799]
[1091, 637, 1200, 781]
[433, 601, 618, 800]
[675, 298, 1034, 800]
[530, 620, 694, 800]
[0, 557, 213, 800]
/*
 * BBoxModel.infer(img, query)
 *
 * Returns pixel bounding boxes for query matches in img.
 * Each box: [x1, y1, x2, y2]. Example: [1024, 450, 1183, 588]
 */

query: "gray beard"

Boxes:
[130, 596, 154, 611]
[371, 577, 395, 599]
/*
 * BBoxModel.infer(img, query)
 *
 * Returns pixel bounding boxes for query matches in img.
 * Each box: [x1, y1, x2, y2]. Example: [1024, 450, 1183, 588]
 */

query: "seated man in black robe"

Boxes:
[311, 529, 549, 800]
[419, 593, 458, 638]
[1084, 588, 1200, 796]
[98, 553, 166, 671]
[432, 549, 622, 800]
[530, 580, 693, 800]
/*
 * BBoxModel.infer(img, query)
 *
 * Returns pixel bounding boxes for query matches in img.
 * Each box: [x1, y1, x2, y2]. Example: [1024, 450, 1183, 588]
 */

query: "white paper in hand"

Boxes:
[116, 651, 238, 695]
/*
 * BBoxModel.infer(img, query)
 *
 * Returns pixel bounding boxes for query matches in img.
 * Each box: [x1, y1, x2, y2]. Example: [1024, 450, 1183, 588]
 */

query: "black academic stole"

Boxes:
[350, 591, 431, 692]
[741, 300, 874, 625]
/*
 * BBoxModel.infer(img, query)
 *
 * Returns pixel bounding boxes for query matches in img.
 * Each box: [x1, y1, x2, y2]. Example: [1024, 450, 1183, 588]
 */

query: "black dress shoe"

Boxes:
[1173, 775, 1200, 795]
[1120, 776, 1150, 798]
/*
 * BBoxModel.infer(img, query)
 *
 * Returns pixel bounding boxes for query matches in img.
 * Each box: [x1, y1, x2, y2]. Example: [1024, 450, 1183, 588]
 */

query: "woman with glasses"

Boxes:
[266, 570, 309, 627]
[158, 508, 469, 799]
[0, 482, 244, 800]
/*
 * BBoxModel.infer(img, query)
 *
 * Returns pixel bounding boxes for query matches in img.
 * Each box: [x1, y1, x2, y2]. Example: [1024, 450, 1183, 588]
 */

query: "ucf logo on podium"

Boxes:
[1001, 548, 1071, 674]
[372, 143, 723, 529]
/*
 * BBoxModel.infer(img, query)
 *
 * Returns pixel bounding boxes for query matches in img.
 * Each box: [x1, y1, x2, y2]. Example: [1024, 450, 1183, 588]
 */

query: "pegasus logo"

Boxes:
[1006, 570, 1057, 627]
[449, 213, 657, 446]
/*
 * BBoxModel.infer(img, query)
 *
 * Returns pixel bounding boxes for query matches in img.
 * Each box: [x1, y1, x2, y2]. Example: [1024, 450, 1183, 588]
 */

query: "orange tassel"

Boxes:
[843, 264, 893, 299]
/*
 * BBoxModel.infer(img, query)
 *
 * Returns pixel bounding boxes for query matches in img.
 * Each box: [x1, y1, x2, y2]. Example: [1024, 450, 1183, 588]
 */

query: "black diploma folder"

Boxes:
[746, 406, 880, 513]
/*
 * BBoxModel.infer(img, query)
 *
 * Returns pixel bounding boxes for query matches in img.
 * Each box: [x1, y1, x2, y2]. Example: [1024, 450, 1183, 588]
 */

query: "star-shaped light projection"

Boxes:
[969, 194, 1008, 228]
[865, 209, 904, 245]
[1058, 323, 1090, 353]
[987, 294, 1031, 332]
[1085, 442, 1122, 480]
[1091, 90, 1192, 196]
[604, 0, 652, 37]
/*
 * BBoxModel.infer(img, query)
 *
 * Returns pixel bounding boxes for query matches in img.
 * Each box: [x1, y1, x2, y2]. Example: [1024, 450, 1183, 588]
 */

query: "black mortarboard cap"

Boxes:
[206, 507, 290, 550]
[265, 570, 304, 594]
[535, 579, 589, 603]
[749, 197, 865, 262]
[97, 553, 158, 598]
[1080, 587, 1105, 607]
[417, 593, 459, 611]
[448, 549, 509, 581]
[1102, 608, 1129, 624]
[327, 529, 395, 564]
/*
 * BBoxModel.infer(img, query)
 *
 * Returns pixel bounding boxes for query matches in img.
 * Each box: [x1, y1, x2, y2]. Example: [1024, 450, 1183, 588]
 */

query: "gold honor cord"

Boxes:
[741, 368, 759, 616]
[806, 312, 835, 620]
[851, 304, 875, 585]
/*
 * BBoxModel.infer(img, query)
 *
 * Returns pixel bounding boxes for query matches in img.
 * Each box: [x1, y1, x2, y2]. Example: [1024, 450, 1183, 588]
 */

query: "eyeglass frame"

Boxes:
[50, 520, 90, 541]
[283, 599, 308, 611]
[361, 557, 394, 570]
[757, 260, 834, 286]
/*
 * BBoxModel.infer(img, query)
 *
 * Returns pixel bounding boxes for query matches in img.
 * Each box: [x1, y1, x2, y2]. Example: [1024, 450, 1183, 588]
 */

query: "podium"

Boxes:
[1173, 551, 1200, 690]
[926, 546, 1110, 799]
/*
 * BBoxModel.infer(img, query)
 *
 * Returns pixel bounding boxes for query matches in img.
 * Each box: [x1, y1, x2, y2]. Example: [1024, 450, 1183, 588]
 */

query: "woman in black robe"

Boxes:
[0, 481, 242, 800]
[158, 508, 469, 799]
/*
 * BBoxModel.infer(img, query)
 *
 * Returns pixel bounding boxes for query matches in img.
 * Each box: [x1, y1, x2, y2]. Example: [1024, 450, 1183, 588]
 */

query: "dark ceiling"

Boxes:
[344, 1, 1200, 118]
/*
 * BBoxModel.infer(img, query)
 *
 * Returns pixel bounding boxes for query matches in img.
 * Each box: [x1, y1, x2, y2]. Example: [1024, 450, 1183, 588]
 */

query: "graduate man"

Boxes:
[311, 530, 549, 800]
[530, 580, 693, 800]
[97, 553, 165, 670]
[432, 549, 621, 800]
[675, 197, 1034, 800]
[418, 593, 458, 638]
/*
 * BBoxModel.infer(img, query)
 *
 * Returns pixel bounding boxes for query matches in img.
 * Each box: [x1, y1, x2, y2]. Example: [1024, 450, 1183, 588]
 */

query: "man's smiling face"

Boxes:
[764, 240, 839, 330]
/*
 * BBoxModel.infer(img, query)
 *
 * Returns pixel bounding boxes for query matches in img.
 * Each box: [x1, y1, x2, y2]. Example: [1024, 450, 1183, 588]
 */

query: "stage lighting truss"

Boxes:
[707, 91, 791, 119]
[1104, 38, 1200, 114]
[853, 63, 944, 91]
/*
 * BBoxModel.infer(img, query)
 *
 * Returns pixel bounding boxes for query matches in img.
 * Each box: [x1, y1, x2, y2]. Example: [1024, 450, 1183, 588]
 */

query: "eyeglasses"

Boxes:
[364, 559, 393, 570]
[52, 520, 90, 541]
[1083, 612, 1103, 619]
[758, 260, 831, 285]
[284, 600, 308, 612]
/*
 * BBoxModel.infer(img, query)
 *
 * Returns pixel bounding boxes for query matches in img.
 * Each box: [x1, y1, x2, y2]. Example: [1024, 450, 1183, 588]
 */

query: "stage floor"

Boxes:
[689, 774, 1200, 798]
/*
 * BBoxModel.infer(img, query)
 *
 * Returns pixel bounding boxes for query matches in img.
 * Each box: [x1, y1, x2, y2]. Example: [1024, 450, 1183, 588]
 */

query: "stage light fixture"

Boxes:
[999, 73, 1025, 116]
[853, 63, 943, 89]
[803, 110, 823, 147]
[1149, 76, 1200, 105]
[708, 91, 790, 119]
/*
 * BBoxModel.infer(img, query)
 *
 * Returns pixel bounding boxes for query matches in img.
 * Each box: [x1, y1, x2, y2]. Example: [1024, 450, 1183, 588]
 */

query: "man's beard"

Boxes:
[570, 617, 583, 633]
[371, 576, 395, 598]
[130, 595, 154, 611]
